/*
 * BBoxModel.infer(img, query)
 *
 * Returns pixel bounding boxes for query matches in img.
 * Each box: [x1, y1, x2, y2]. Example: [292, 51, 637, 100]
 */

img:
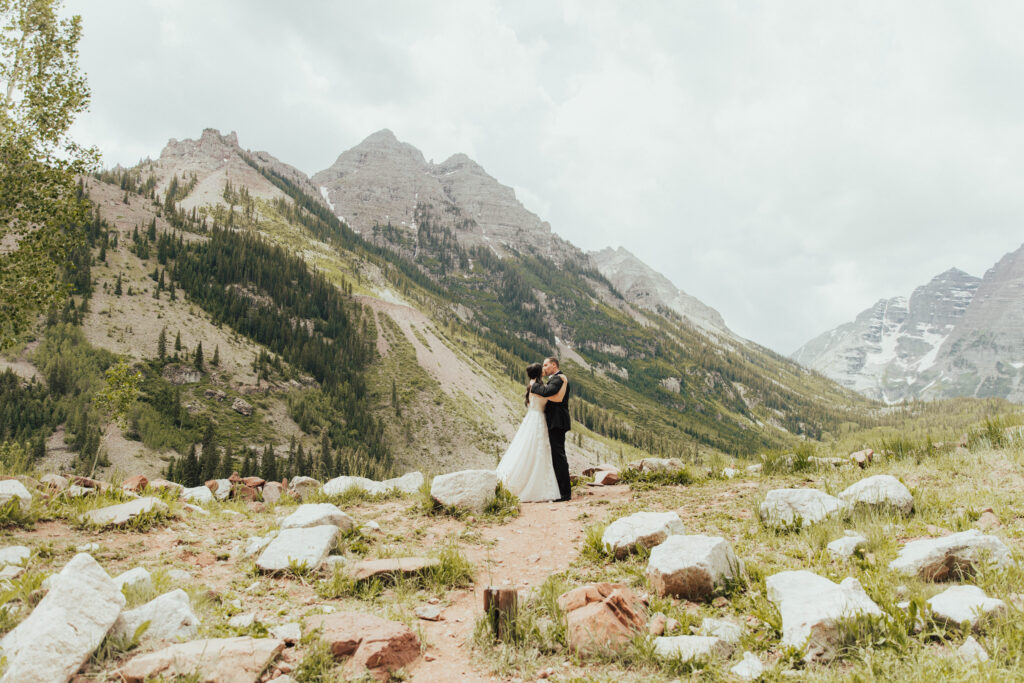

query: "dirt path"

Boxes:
[408, 485, 632, 682]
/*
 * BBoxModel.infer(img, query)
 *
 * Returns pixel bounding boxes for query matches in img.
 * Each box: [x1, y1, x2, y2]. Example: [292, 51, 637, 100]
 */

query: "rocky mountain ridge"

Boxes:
[794, 245, 1024, 403]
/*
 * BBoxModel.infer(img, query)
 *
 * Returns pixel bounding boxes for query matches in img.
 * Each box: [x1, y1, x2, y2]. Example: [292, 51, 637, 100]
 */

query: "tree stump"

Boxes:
[483, 586, 518, 640]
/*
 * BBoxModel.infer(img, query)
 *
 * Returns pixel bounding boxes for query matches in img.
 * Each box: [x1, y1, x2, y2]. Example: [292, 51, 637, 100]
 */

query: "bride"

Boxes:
[496, 363, 567, 502]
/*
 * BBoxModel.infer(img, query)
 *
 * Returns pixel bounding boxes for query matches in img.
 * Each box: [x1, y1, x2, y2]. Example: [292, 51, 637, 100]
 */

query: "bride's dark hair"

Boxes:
[524, 363, 542, 407]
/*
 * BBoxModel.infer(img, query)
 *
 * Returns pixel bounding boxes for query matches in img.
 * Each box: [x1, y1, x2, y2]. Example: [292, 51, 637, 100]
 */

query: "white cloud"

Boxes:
[65, 0, 1024, 353]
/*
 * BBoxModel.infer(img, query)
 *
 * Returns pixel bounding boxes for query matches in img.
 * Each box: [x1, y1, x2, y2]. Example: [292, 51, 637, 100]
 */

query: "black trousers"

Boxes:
[549, 427, 571, 500]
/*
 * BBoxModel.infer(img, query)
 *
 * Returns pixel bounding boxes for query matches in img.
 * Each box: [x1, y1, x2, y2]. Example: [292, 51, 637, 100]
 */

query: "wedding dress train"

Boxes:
[496, 393, 561, 502]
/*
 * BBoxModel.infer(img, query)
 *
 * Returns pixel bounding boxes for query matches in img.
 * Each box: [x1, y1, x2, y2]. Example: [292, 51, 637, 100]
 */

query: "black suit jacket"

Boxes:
[531, 372, 571, 432]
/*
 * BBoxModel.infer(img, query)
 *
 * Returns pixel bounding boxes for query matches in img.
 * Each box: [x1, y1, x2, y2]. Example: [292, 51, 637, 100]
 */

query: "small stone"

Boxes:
[81, 497, 168, 527]
[730, 651, 765, 680]
[182, 485, 215, 505]
[114, 567, 154, 592]
[977, 510, 1000, 530]
[957, 635, 990, 664]
[652, 635, 733, 661]
[270, 622, 301, 644]
[0, 545, 31, 567]
[827, 532, 868, 559]
[280, 503, 355, 531]
[700, 617, 742, 643]
[602, 511, 686, 559]
[112, 589, 200, 644]
[414, 605, 443, 621]
[122, 474, 149, 493]
[711, 596, 730, 609]
[229, 612, 257, 629]
[928, 585, 1006, 629]
[648, 613, 668, 636]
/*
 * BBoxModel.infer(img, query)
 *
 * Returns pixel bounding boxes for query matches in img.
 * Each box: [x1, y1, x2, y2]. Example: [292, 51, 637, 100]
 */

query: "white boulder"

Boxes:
[279, 503, 354, 531]
[888, 530, 1013, 580]
[730, 651, 765, 680]
[0, 545, 31, 567]
[957, 636, 990, 664]
[646, 535, 742, 600]
[114, 567, 154, 593]
[927, 585, 1006, 629]
[759, 489, 847, 528]
[826, 532, 868, 559]
[838, 475, 913, 515]
[182, 485, 215, 505]
[322, 475, 386, 497]
[652, 635, 732, 661]
[430, 469, 497, 512]
[0, 553, 125, 682]
[601, 511, 685, 559]
[112, 589, 199, 644]
[0, 479, 32, 510]
[81, 497, 168, 527]
[699, 618, 743, 644]
[256, 525, 339, 572]
[210, 479, 232, 501]
[288, 476, 321, 499]
[766, 570, 884, 661]
[382, 471, 424, 494]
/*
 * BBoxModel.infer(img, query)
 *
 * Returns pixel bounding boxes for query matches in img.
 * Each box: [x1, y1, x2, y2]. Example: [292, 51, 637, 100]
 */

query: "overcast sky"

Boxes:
[65, 0, 1024, 354]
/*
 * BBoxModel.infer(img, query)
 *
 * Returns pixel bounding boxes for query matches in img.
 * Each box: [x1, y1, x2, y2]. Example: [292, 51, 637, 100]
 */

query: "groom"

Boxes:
[531, 357, 572, 501]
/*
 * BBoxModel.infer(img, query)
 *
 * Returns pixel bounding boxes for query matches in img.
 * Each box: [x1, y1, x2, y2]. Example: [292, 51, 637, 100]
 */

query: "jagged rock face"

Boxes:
[792, 267, 982, 402]
[589, 246, 732, 336]
[149, 128, 324, 214]
[312, 130, 577, 259]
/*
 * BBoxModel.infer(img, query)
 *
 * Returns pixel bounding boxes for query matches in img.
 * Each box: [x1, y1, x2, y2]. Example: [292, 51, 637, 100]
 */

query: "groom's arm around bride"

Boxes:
[531, 357, 572, 501]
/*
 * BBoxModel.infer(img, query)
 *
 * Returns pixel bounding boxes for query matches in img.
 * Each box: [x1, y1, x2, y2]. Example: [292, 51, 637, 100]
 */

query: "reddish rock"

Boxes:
[593, 470, 621, 485]
[304, 612, 419, 681]
[242, 476, 266, 488]
[850, 449, 874, 468]
[248, 501, 266, 513]
[72, 476, 102, 489]
[262, 482, 285, 504]
[229, 472, 243, 484]
[232, 484, 258, 501]
[122, 475, 149, 493]
[204, 479, 218, 492]
[557, 583, 646, 655]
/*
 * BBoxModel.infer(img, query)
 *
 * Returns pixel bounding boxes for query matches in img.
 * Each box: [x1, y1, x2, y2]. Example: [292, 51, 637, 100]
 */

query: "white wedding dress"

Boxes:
[496, 393, 561, 502]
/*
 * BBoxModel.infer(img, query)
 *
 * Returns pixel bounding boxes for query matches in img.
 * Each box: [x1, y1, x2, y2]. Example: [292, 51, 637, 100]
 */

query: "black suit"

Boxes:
[532, 372, 572, 500]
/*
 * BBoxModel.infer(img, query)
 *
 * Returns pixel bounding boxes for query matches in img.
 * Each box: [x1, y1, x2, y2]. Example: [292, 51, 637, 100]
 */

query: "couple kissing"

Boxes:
[496, 357, 572, 503]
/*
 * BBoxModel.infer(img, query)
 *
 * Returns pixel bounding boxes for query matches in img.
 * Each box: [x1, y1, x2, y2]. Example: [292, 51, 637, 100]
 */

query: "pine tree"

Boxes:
[174, 331, 181, 352]
[98, 242, 106, 262]
[194, 342, 204, 371]
[216, 444, 233, 478]
[183, 444, 200, 486]
[241, 448, 253, 477]
[114, 273, 122, 296]
[157, 327, 167, 361]
[211, 345, 219, 367]
[199, 421, 217, 482]
[260, 444, 277, 482]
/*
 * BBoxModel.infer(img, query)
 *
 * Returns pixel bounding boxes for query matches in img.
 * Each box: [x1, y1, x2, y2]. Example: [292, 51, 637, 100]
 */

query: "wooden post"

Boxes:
[483, 586, 518, 641]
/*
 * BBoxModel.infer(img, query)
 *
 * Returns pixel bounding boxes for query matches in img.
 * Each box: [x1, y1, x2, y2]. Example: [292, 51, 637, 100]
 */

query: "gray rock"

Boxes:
[631, 457, 685, 473]
[0, 479, 32, 510]
[759, 488, 848, 528]
[241, 532, 278, 558]
[231, 397, 253, 416]
[181, 485, 215, 505]
[229, 612, 257, 629]
[279, 503, 354, 531]
[927, 585, 1006, 629]
[270, 622, 301, 644]
[826, 531, 868, 559]
[210, 479, 232, 501]
[730, 651, 765, 680]
[0, 546, 30, 567]
[0, 553, 125, 682]
[112, 589, 199, 644]
[414, 605, 443, 621]
[256, 525, 339, 572]
[430, 469, 497, 512]
[382, 471, 425, 494]
[288, 476, 321, 499]
[601, 511, 685, 559]
[81, 497, 168, 527]
[0, 565, 23, 581]
[40, 473, 69, 490]
[766, 570, 884, 661]
[322, 475, 386, 496]
[699, 618, 743, 644]
[838, 475, 914, 514]
[888, 529, 1013, 580]
[114, 567, 153, 593]
[76, 542, 99, 552]
[166, 569, 192, 584]
[646, 535, 742, 600]
[957, 635, 989, 664]
[652, 635, 733, 661]
[65, 484, 93, 498]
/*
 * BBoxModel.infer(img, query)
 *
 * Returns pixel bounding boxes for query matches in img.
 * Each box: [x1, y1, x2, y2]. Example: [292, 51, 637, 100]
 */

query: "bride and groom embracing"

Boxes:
[496, 357, 573, 503]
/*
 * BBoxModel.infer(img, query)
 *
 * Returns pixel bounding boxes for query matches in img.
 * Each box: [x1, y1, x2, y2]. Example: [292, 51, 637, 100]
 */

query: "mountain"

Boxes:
[794, 246, 1024, 403]
[312, 129, 574, 259]
[589, 246, 733, 337]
